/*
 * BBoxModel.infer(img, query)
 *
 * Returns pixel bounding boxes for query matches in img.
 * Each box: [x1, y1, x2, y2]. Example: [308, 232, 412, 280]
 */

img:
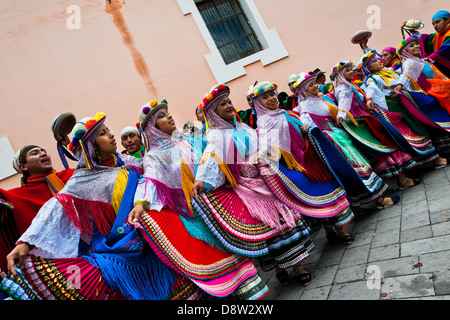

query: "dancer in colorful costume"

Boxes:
[292, 73, 401, 210]
[127, 99, 269, 300]
[357, 50, 450, 167]
[330, 62, 431, 187]
[395, 35, 450, 121]
[333, 60, 440, 170]
[2, 113, 200, 300]
[249, 81, 355, 244]
[192, 84, 316, 286]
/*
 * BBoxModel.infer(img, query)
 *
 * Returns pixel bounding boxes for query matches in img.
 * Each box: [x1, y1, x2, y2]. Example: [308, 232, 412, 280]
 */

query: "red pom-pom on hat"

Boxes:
[85, 119, 96, 130]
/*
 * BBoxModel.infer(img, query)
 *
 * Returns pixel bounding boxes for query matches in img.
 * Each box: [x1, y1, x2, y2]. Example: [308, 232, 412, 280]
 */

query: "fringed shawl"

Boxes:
[253, 94, 332, 182]
[198, 93, 258, 188]
[141, 110, 199, 218]
[199, 93, 299, 231]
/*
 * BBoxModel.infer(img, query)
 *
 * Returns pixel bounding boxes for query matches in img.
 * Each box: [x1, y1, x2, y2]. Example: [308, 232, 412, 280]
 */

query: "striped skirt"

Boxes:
[371, 108, 439, 166]
[340, 119, 417, 179]
[136, 208, 269, 300]
[307, 127, 389, 207]
[0, 256, 201, 300]
[191, 185, 314, 270]
[396, 91, 450, 157]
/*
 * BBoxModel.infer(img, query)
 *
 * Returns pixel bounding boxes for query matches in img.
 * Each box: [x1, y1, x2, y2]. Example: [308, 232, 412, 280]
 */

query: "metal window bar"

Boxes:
[197, 0, 263, 64]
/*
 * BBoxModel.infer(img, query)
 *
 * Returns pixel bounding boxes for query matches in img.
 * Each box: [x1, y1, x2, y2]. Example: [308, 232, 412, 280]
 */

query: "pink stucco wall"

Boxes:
[0, 0, 443, 189]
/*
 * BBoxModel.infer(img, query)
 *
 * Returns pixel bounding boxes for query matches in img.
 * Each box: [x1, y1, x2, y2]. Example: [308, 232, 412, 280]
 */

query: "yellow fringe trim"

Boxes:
[181, 158, 195, 213]
[376, 69, 398, 86]
[270, 146, 306, 173]
[111, 168, 129, 214]
[337, 109, 359, 126]
[198, 152, 238, 188]
[404, 73, 427, 94]
[324, 100, 359, 126]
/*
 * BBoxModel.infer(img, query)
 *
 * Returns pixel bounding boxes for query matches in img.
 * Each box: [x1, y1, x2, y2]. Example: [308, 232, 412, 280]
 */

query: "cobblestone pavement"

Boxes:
[259, 164, 450, 300]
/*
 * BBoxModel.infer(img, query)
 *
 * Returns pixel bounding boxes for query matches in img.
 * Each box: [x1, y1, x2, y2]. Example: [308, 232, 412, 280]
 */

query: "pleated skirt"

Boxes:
[191, 185, 314, 270]
[136, 208, 269, 300]
[0, 256, 201, 300]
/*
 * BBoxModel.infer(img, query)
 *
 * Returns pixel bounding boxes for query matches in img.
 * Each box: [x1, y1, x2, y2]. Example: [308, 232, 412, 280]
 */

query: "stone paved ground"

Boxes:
[258, 164, 450, 300]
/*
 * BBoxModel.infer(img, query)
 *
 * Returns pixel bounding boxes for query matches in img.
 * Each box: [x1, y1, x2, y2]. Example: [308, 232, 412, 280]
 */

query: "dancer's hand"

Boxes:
[394, 84, 403, 94]
[366, 99, 376, 110]
[300, 124, 309, 134]
[128, 204, 145, 226]
[7, 243, 30, 276]
[192, 180, 204, 201]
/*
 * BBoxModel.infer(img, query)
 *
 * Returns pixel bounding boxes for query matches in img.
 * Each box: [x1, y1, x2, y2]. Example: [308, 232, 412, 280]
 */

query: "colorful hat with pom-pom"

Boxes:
[292, 72, 317, 97]
[67, 112, 106, 169]
[138, 99, 168, 131]
[202, 84, 230, 111]
[250, 81, 278, 100]
[396, 35, 420, 57]
[196, 102, 204, 114]
[330, 61, 354, 81]
[68, 112, 106, 156]
[360, 50, 380, 69]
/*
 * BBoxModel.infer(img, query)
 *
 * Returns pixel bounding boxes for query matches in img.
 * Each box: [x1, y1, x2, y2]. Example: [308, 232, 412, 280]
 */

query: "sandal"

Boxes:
[294, 266, 311, 286]
[376, 195, 400, 210]
[339, 233, 354, 245]
[275, 269, 289, 286]
[398, 177, 421, 191]
[434, 158, 448, 170]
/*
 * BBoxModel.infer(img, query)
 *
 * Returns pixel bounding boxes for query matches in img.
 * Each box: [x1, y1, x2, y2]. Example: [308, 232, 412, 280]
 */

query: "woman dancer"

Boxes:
[358, 50, 450, 166]
[2, 113, 200, 300]
[292, 73, 402, 210]
[249, 81, 356, 243]
[192, 84, 317, 286]
[127, 100, 269, 300]
[332, 60, 439, 170]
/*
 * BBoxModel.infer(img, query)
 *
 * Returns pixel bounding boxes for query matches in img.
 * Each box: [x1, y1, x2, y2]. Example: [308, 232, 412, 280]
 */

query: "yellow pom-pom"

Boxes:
[150, 100, 158, 108]
[94, 112, 106, 121]
[206, 94, 213, 101]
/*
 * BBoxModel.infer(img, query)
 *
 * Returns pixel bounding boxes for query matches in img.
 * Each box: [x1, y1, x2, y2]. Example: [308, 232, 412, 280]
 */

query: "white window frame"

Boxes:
[0, 136, 17, 180]
[177, 0, 289, 84]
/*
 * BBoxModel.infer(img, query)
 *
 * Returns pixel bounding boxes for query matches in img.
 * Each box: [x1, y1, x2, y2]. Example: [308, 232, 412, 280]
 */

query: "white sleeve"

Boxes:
[397, 73, 412, 89]
[335, 87, 353, 119]
[121, 154, 143, 168]
[18, 197, 81, 258]
[133, 177, 164, 211]
[299, 112, 318, 128]
[363, 78, 389, 111]
[195, 153, 226, 191]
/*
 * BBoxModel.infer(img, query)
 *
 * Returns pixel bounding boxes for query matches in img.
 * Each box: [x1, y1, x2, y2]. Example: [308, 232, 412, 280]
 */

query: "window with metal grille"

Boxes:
[196, 0, 263, 65]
